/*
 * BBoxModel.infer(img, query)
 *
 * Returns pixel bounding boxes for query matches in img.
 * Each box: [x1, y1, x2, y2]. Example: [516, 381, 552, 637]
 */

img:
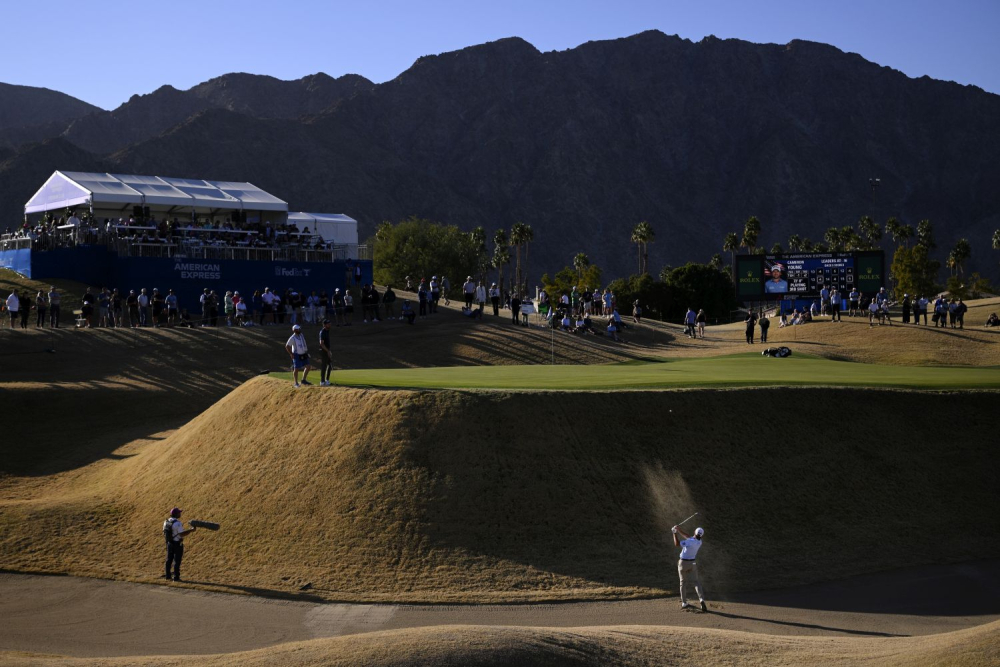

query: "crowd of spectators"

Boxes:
[4, 213, 338, 252]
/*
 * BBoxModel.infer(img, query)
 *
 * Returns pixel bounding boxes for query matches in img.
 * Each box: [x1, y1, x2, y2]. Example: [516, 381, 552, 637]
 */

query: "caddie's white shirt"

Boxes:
[164, 517, 185, 543]
[679, 537, 702, 560]
[286, 333, 308, 355]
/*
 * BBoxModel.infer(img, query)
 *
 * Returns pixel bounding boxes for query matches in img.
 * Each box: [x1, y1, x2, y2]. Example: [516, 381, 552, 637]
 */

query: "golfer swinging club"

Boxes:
[673, 524, 707, 611]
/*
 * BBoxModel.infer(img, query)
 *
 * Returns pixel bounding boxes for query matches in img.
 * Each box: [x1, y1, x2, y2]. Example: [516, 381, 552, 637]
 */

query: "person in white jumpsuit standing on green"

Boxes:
[673, 525, 707, 611]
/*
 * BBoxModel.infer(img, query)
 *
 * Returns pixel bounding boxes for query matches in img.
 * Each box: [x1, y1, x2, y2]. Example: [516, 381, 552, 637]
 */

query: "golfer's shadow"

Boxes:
[706, 609, 906, 637]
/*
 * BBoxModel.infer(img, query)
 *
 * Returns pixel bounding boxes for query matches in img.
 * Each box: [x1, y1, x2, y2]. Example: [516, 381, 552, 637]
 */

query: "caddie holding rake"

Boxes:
[673, 523, 707, 611]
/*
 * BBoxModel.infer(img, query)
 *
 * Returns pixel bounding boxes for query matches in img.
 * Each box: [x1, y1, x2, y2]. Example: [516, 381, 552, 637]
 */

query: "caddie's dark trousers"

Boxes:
[166, 541, 184, 578]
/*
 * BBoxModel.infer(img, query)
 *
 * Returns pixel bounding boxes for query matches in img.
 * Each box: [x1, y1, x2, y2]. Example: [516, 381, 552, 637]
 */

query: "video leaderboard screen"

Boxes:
[736, 252, 883, 299]
[766, 254, 855, 294]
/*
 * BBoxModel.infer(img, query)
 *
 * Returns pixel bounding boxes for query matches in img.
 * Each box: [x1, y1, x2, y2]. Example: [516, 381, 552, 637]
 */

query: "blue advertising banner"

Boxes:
[2, 246, 373, 313]
[0, 248, 32, 276]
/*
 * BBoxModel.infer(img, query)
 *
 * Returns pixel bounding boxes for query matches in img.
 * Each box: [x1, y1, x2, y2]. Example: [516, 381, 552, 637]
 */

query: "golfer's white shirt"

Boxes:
[679, 538, 702, 560]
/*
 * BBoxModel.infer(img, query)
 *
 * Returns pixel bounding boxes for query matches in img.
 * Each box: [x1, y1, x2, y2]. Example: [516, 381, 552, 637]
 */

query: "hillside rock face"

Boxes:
[0, 82, 99, 132]
[2, 32, 999, 281]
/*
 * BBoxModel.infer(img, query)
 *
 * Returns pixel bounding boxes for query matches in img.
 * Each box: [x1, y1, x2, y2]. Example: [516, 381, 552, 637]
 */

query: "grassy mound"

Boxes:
[2, 377, 997, 603]
[5, 620, 999, 666]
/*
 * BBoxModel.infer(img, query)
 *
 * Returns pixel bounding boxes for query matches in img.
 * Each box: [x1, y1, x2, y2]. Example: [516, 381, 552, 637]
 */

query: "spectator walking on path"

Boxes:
[672, 525, 707, 612]
[382, 286, 397, 319]
[35, 291, 47, 328]
[510, 294, 522, 325]
[683, 307, 696, 338]
[830, 289, 842, 322]
[463, 276, 476, 308]
[285, 324, 312, 388]
[901, 294, 911, 324]
[955, 298, 967, 329]
[6, 290, 19, 328]
[475, 281, 487, 315]
[744, 310, 758, 344]
[318, 319, 333, 386]
[489, 283, 501, 316]
[916, 295, 929, 325]
[696, 309, 707, 338]
[759, 312, 770, 343]
[441, 276, 451, 305]
[48, 287, 61, 327]
[848, 288, 860, 317]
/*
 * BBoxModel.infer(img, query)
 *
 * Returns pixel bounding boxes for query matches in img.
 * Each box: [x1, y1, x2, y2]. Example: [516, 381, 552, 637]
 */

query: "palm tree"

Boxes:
[950, 238, 972, 276]
[787, 234, 802, 252]
[824, 227, 843, 251]
[708, 253, 723, 271]
[858, 216, 881, 249]
[520, 224, 534, 294]
[900, 224, 914, 247]
[723, 232, 740, 266]
[741, 216, 761, 254]
[917, 219, 936, 249]
[770, 242, 784, 254]
[992, 228, 1000, 251]
[509, 222, 528, 295]
[800, 237, 815, 252]
[631, 221, 655, 274]
[884, 217, 902, 246]
[493, 228, 509, 290]
[573, 252, 590, 281]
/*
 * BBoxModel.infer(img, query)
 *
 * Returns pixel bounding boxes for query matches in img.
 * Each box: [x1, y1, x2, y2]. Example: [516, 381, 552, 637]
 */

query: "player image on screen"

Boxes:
[764, 262, 788, 293]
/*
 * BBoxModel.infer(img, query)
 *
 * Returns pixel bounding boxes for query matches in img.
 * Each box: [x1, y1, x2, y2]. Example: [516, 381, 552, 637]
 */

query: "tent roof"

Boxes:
[288, 212, 358, 225]
[25, 171, 288, 214]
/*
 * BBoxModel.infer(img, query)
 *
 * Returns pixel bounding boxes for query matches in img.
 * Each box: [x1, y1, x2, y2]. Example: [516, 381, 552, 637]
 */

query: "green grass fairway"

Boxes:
[274, 353, 1000, 390]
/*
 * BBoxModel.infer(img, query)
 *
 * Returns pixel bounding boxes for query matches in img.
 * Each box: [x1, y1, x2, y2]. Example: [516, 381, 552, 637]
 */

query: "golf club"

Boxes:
[675, 512, 699, 528]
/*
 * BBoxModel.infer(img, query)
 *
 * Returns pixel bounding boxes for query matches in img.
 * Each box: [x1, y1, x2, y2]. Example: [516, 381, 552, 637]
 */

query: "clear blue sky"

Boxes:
[2, 0, 997, 110]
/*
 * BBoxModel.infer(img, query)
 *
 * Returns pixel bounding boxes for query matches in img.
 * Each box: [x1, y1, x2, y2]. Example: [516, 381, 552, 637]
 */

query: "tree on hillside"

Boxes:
[770, 242, 784, 254]
[916, 219, 936, 249]
[740, 216, 761, 254]
[800, 237, 815, 252]
[662, 262, 737, 321]
[858, 216, 881, 249]
[993, 229, 1000, 254]
[573, 252, 590, 281]
[631, 221, 655, 274]
[841, 225, 863, 251]
[891, 244, 941, 298]
[510, 222, 529, 295]
[708, 253, 723, 271]
[541, 260, 602, 300]
[968, 272, 995, 299]
[373, 217, 479, 288]
[899, 224, 914, 247]
[787, 234, 803, 251]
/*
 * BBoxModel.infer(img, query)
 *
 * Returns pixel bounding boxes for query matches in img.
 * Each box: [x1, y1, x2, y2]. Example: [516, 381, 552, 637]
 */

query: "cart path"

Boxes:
[2, 560, 998, 658]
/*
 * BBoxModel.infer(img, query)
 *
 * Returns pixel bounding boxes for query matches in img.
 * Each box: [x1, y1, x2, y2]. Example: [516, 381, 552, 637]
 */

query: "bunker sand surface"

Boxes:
[2, 560, 998, 660]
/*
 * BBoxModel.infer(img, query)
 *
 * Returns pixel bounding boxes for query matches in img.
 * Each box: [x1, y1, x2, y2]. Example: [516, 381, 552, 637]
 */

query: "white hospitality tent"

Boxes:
[288, 212, 359, 247]
[24, 171, 288, 224]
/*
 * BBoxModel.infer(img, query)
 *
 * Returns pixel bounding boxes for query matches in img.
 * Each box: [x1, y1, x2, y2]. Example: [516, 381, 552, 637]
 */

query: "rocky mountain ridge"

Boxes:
[2, 31, 998, 281]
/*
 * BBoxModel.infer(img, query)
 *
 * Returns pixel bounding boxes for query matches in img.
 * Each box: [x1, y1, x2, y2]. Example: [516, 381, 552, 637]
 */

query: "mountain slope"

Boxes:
[0, 82, 100, 132]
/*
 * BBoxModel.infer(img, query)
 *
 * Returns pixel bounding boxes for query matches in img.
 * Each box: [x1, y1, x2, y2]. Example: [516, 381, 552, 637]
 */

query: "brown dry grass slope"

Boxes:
[2, 377, 997, 603]
[4, 620, 999, 666]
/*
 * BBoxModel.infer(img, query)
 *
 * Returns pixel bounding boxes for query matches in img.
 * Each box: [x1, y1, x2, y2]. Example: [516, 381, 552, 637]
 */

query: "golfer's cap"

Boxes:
[771, 263, 784, 271]
[292, 324, 301, 331]
[694, 527, 705, 537]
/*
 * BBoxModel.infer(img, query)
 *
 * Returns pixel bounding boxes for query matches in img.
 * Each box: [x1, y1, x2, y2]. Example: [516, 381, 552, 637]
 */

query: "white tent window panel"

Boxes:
[24, 171, 92, 214]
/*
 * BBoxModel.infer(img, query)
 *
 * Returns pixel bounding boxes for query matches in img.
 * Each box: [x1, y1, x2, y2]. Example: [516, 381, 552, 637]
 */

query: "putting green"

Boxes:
[274, 353, 1000, 390]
